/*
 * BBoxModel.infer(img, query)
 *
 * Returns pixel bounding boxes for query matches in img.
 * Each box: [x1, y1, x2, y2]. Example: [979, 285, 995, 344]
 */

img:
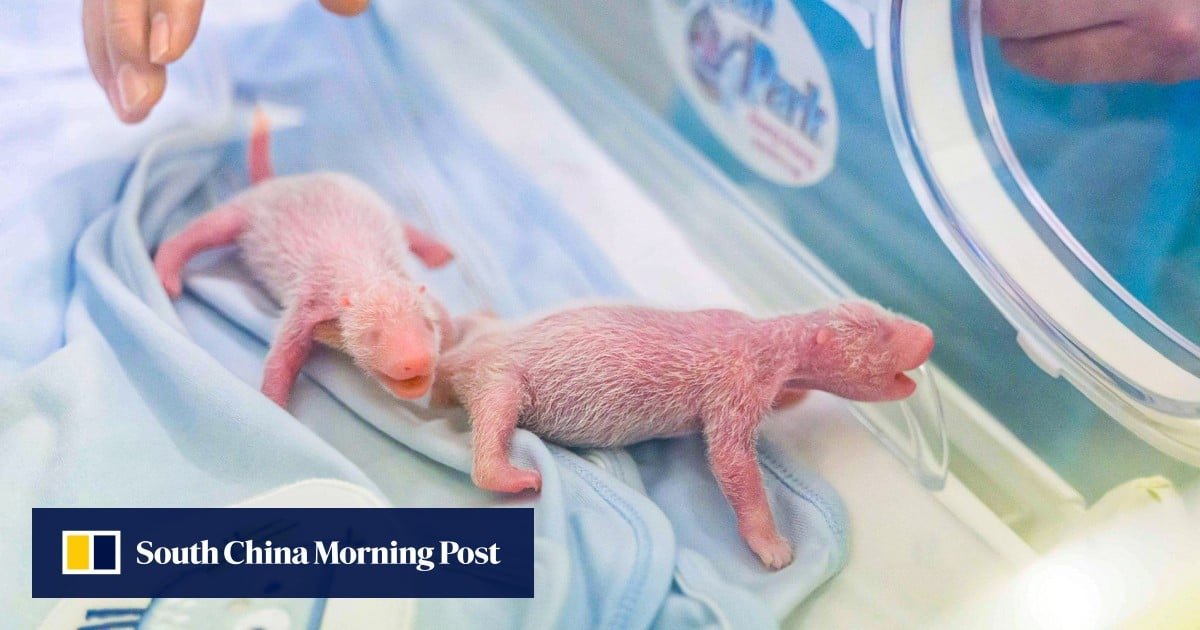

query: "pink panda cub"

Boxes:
[154, 112, 455, 407]
[433, 302, 934, 569]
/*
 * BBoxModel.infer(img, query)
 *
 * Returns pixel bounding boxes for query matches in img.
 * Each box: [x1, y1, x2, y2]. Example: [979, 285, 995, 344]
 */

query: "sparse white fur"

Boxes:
[433, 301, 934, 569]
[236, 173, 438, 367]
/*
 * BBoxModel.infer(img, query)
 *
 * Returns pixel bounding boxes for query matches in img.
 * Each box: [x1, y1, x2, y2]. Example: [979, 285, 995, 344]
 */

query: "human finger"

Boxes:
[146, 0, 205, 65]
[318, 0, 370, 17]
[982, 0, 1131, 39]
[83, 0, 120, 112]
[1000, 22, 1166, 83]
[104, 0, 167, 123]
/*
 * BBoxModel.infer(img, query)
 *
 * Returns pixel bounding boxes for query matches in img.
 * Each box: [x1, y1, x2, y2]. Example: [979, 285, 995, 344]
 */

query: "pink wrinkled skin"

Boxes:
[433, 302, 934, 569]
[153, 113, 455, 407]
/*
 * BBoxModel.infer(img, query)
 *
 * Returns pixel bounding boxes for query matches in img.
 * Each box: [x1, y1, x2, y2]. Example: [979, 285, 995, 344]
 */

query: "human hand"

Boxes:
[983, 0, 1200, 84]
[83, 0, 371, 124]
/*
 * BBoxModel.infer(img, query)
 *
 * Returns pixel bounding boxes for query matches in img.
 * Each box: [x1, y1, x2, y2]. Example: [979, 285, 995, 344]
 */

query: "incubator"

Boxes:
[497, 0, 1200, 493]
[443, 0, 1200, 624]
[477, 0, 1199, 618]
[8, 0, 1200, 627]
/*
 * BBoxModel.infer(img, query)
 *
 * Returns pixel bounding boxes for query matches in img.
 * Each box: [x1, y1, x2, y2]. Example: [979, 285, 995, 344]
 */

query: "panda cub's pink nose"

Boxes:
[895, 323, 935, 371]
[372, 323, 440, 399]
[383, 351, 434, 381]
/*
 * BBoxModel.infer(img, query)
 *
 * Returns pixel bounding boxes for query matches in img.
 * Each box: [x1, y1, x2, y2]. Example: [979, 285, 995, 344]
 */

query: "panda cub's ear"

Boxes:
[815, 327, 833, 345]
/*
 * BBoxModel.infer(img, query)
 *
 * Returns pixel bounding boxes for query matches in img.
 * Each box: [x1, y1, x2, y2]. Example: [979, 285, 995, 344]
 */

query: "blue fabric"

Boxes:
[1, 2, 847, 628]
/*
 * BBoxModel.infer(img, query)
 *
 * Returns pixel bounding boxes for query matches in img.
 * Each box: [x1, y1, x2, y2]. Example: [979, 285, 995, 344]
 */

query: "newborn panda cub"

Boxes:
[154, 113, 455, 407]
[433, 302, 934, 569]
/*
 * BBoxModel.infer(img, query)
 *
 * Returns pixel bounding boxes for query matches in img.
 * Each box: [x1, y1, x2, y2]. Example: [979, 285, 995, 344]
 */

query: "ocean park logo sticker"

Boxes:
[61, 530, 121, 575]
[652, 0, 839, 186]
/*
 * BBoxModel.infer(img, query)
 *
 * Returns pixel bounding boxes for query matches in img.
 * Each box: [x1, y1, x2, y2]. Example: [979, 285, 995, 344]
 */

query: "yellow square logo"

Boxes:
[61, 531, 121, 575]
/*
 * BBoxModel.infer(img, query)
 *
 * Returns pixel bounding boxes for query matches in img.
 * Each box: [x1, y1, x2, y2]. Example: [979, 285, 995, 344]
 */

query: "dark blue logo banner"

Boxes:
[33, 508, 534, 598]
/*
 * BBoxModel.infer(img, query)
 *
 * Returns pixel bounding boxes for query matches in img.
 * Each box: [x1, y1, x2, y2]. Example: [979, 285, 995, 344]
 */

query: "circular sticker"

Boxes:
[652, 0, 839, 186]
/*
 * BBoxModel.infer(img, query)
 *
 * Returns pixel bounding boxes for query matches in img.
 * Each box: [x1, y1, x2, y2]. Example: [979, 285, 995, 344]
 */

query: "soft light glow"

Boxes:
[1021, 562, 1103, 630]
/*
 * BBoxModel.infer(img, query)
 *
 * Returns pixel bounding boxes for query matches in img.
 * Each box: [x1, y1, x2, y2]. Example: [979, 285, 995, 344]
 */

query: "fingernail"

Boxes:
[117, 64, 148, 112]
[150, 12, 170, 64]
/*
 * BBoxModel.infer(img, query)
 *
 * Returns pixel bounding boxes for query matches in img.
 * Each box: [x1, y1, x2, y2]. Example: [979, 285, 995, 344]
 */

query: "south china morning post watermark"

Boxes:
[33, 508, 534, 598]
[135, 537, 501, 572]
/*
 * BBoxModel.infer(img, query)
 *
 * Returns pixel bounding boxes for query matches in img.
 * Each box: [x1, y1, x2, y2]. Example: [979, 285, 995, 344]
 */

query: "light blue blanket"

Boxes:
[1, 3, 846, 628]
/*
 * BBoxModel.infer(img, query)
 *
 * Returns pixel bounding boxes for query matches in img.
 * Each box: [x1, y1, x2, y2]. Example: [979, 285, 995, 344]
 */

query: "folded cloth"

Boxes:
[1, 2, 847, 627]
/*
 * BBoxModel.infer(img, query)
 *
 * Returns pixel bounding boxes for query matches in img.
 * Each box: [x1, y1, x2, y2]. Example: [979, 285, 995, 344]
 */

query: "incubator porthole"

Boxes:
[878, 0, 1200, 468]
